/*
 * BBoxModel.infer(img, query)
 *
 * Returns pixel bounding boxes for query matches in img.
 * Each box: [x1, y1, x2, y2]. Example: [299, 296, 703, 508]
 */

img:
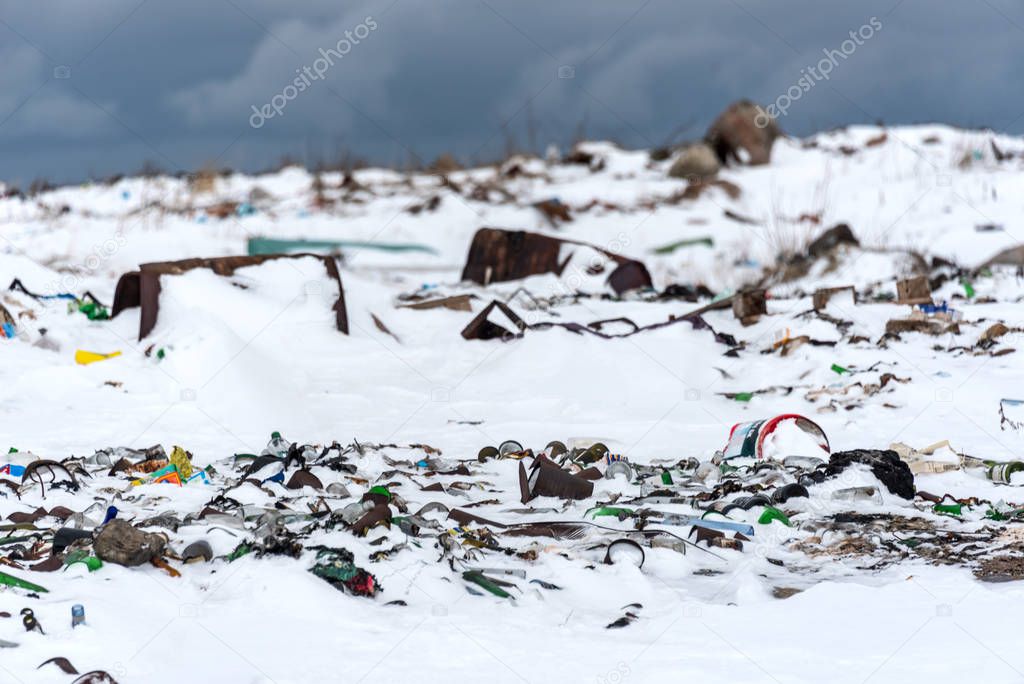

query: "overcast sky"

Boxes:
[2, 0, 1023, 184]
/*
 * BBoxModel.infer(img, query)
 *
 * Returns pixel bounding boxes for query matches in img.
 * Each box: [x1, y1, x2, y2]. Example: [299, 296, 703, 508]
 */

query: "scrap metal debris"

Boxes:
[111, 254, 349, 339]
[460, 228, 652, 295]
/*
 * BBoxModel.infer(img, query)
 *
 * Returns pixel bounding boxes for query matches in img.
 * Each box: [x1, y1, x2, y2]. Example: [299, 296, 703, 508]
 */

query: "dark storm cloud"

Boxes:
[0, 0, 1022, 184]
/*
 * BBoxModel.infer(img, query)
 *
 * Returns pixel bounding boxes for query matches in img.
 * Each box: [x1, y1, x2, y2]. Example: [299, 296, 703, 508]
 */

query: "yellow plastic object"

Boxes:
[75, 349, 122, 365]
[170, 446, 193, 481]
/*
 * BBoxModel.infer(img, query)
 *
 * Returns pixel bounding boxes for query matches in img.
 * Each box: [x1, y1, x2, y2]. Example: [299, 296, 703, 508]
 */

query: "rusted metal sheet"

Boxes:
[812, 285, 856, 311]
[460, 227, 652, 295]
[463, 299, 738, 346]
[896, 275, 932, 305]
[461, 300, 526, 341]
[732, 289, 767, 324]
[518, 459, 594, 504]
[606, 261, 651, 295]
[399, 294, 475, 312]
[112, 253, 348, 340]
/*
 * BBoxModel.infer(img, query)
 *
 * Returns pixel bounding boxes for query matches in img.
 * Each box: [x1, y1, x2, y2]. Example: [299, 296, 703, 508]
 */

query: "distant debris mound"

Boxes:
[668, 142, 720, 180]
[429, 153, 461, 175]
[807, 223, 859, 258]
[706, 100, 780, 166]
[773, 223, 861, 284]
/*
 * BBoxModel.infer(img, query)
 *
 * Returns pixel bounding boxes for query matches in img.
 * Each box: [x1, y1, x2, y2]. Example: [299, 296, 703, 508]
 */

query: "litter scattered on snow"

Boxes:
[4, 116, 1024, 682]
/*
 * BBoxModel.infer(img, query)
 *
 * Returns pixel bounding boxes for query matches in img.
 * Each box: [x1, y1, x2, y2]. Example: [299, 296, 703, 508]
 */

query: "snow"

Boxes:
[3, 125, 1024, 682]
[760, 418, 831, 461]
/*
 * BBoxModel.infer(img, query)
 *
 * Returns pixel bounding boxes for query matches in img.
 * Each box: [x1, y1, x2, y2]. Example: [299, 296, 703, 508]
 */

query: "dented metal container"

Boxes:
[722, 414, 830, 461]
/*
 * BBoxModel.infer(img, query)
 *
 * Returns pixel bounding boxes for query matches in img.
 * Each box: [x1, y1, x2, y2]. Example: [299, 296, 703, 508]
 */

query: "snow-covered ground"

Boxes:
[3, 125, 1024, 682]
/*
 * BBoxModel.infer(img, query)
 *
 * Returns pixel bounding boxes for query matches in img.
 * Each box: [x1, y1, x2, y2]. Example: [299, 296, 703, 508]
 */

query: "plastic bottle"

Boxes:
[339, 500, 376, 524]
[261, 432, 291, 458]
[988, 461, 1024, 485]
[758, 506, 791, 526]
[783, 455, 825, 470]
[650, 536, 687, 554]
[831, 486, 882, 504]
[694, 461, 720, 482]
[0, 570, 48, 593]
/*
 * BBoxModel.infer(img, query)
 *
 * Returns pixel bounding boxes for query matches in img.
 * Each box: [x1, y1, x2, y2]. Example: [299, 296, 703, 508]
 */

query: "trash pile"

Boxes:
[4, 108, 1024, 679]
[6, 409, 1024, 670]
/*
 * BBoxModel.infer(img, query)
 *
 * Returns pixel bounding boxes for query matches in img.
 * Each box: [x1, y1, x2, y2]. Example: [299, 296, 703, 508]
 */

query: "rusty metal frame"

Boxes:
[112, 254, 348, 340]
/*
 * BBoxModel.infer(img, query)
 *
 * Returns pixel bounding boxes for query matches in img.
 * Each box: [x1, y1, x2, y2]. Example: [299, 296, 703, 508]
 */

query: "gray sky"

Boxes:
[2, 0, 1023, 184]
